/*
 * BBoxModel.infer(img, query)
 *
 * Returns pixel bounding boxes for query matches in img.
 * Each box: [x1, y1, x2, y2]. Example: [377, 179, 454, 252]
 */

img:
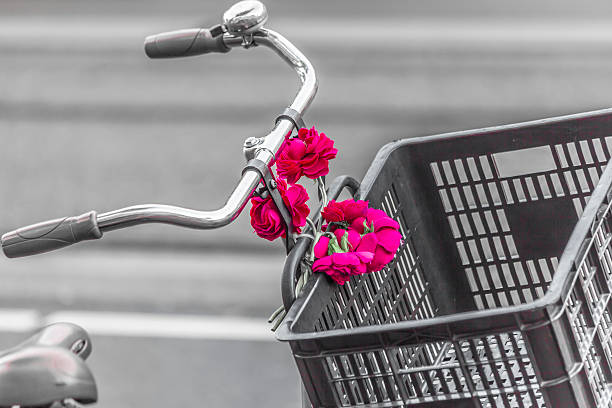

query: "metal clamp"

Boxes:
[243, 159, 295, 252]
[275, 107, 305, 132]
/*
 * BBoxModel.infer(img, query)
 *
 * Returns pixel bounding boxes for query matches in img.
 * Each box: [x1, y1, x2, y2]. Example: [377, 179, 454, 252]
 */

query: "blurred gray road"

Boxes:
[0, 249, 298, 408]
[0, 332, 299, 408]
[3, 0, 612, 407]
[3, 0, 612, 250]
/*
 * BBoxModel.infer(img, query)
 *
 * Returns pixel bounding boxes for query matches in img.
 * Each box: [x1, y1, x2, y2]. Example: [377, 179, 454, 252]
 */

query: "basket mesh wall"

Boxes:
[430, 137, 611, 310]
[311, 184, 547, 407]
[313, 185, 438, 332]
[563, 197, 612, 407]
[319, 331, 545, 407]
[300, 129, 612, 407]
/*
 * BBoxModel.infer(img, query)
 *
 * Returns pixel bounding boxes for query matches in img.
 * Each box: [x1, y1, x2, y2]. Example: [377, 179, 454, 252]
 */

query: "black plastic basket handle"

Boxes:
[281, 175, 360, 310]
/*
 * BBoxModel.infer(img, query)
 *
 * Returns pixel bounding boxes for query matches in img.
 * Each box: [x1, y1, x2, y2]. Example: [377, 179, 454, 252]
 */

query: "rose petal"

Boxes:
[331, 252, 361, 266]
[350, 217, 367, 234]
[355, 251, 374, 264]
[368, 247, 396, 272]
[314, 236, 331, 259]
[347, 229, 362, 251]
[312, 256, 332, 270]
[376, 229, 403, 253]
[322, 200, 345, 223]
[356, 232, 378, 253]
[286, 139, 307, 159]
[302, 159, 329, 179]
[373, 217, 400, 231]
[342, 200, 369, 221]
[366, 208, 389, 223]
[333, 229, 346, 244]
[280, 183, 310, 231]
[249, 196, 285, 241]
[276, 156, 303, 183]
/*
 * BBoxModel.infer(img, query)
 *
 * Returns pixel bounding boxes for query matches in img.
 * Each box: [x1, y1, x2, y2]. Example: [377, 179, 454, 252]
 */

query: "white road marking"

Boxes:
[0, 309, 276, 341]
[44, 311, 275, 341]
[0, 309, 40, 332]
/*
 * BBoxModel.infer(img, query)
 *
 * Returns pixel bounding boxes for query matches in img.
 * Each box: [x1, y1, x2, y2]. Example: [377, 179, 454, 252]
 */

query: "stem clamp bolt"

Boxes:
[244, 137, 263, 148]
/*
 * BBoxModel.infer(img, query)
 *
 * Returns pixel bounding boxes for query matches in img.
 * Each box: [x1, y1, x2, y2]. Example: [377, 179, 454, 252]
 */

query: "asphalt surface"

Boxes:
[3, 1, 612, 407]
[0, 332, 300, 408]
[0, 250, 297, 408]
[0, 249, 284, 316]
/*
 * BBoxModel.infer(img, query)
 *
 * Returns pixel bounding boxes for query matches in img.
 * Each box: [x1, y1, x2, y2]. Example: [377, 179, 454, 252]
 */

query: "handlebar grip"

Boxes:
[1, 211, 102, 258]
[144, 28, 230, 58]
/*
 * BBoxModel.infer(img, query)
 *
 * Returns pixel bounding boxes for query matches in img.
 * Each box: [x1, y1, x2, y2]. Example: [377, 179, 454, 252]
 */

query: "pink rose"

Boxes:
[343, 200, 370, 222]
[351, 208, 402, 272]
[321, 199, 369, 225]
[314, 229, 363, 257]
[276, 138, 306, 184]
[312, 229, 378, 284]
[320, 201, 345, 223]
[250, 178, 310, 241]
[313, 235, 332, 259]
[278, 178, 310, 232]
[313, 251, 374, 285]
[277, 127, 338, 184]
[250, 196, 285, 241]
[318, 202, 403, 275]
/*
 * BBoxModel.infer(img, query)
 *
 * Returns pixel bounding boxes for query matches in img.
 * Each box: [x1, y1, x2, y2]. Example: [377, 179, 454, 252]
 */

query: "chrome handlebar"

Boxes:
[98, 28, 317, 232]
[1, 2, 318, 258]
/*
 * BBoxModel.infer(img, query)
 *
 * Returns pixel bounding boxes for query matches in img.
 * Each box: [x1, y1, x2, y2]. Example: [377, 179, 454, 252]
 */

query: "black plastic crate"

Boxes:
[277, 109, 612, 407]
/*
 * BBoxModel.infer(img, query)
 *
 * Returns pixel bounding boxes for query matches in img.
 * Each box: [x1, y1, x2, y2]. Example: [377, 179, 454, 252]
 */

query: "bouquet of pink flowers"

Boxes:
[249, 127, 337, 241]
[314, 200, 402, 284]
[249, 126, 402, 328]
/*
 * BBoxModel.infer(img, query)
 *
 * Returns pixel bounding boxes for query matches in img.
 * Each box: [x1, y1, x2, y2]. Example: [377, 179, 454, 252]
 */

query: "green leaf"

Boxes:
[340, 230, 350, 252]
[363, 220, 375, 234]
[327, 235, 344, 255]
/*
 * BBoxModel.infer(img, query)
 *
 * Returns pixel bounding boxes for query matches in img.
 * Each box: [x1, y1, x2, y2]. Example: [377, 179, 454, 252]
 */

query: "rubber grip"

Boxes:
[1, 211, 102, 258]
[144, 28, 230, 58]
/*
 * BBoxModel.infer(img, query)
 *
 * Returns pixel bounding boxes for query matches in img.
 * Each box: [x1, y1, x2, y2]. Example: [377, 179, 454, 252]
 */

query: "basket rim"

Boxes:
[277, 108, 612, 343]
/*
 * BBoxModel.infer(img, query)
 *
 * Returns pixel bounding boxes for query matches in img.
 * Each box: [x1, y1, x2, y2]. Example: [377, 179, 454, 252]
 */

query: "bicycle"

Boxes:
[3, 1, 612, 407]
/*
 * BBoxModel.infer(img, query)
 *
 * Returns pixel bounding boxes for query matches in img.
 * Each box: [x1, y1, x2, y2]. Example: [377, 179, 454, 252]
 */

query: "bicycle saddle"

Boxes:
[0, 322, 92, 360]
[0, 323, 97, 407]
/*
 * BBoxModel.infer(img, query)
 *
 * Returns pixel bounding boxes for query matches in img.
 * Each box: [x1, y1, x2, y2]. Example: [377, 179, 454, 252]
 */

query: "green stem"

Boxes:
[267, 305, 285, 323]
[317, 177, 328, 205]
[305, 217, 317, 234]
[270, 310, 286, 331]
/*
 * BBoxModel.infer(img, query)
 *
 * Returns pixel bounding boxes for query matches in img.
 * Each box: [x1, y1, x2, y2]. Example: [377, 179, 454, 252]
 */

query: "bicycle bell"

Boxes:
[223, 1, 268, 35]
